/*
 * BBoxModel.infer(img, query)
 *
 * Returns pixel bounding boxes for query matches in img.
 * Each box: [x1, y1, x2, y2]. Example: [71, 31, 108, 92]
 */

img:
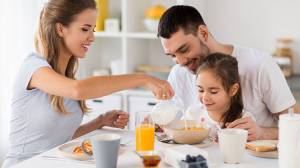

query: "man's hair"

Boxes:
[157, 5, 206, 38]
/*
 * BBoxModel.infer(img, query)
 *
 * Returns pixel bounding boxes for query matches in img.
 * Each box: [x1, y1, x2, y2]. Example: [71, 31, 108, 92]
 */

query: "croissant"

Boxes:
[73, 141, 92, 154]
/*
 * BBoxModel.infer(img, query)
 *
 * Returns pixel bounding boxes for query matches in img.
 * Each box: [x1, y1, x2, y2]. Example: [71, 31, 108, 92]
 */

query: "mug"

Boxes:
[218, 128, 248, 164]
[82, 134, 121, 168]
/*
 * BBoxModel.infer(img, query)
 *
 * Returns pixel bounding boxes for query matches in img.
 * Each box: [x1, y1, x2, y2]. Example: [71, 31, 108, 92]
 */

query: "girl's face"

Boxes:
[57, 9, 97, 58]
[196, 70, 231, 114]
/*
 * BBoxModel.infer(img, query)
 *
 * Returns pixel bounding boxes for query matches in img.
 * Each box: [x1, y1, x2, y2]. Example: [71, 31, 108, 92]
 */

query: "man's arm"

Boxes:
[227, 105, 299, 141]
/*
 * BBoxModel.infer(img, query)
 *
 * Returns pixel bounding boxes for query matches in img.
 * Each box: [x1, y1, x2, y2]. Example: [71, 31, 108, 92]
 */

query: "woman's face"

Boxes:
[196, 70, 231, 114]
[59, 9, 97, 58]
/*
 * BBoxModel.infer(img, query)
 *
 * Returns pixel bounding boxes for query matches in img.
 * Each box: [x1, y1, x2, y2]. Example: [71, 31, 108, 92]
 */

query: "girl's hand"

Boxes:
[99, 110, 129, 129]
[144, 76, 174, 100]
[226, 117, 263, 141]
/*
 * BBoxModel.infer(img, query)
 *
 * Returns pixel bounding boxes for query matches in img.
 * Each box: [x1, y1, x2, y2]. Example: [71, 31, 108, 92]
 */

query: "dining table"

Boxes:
[11, 127, 279, 168]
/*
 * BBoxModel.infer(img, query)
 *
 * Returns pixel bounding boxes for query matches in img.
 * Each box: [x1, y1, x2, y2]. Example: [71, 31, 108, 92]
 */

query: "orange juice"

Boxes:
[135, 124, 155, 153]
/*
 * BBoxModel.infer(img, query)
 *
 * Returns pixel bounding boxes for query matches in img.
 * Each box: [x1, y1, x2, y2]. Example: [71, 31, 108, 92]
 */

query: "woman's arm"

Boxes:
[72, 110, 129, 139]
[29, 67, 174, 100]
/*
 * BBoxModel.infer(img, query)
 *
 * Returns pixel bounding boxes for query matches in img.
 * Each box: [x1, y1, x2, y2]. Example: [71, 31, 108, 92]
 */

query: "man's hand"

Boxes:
[99, 110, 129, 129]
[226, 117, 263, 141]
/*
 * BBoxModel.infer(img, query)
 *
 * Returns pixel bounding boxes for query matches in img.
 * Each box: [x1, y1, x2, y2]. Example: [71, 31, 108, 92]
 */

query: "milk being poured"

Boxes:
[151, 100, 182, 126]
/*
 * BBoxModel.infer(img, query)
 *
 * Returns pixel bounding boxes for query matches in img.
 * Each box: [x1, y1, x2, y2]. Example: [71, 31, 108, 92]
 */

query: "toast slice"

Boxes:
[246, 140, 277, 152]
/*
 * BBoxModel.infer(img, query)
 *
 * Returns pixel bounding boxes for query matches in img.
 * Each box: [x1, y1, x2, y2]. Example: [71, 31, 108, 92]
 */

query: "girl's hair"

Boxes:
[34, 0, 96, 115]
[196, 53, 243, 128]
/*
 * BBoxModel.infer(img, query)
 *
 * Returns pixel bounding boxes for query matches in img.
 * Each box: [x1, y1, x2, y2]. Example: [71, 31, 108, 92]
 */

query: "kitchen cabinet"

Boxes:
[286, 75, 300, 106]
[82, 95, 122, 124]
[127, 95, 158, 129]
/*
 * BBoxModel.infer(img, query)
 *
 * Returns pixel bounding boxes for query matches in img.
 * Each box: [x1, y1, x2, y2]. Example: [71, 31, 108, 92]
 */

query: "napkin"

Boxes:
[163, 145, 208, 167]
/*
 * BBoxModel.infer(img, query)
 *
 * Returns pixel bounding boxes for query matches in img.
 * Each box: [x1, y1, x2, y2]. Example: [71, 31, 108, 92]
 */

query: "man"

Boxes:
[157, 5, 296, 141]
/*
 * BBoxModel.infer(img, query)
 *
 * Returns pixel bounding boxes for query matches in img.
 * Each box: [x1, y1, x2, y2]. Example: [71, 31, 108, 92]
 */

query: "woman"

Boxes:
[2, 0, 174, 167]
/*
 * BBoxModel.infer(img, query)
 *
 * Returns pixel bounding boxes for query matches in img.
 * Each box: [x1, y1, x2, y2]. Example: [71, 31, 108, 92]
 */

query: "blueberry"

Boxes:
[196, 154, 205, 161]
[186, 155, 192, 162]
[191, 156, 197, 162]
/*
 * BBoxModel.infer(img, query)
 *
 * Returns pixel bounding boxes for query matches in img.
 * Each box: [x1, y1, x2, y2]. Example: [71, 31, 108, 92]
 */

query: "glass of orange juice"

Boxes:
[135, 111, 155, 155]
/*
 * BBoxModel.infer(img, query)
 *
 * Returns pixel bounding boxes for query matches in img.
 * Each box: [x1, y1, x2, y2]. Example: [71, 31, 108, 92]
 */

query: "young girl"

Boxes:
[2, 0, 173, 167]
[195, 53, 254, 138]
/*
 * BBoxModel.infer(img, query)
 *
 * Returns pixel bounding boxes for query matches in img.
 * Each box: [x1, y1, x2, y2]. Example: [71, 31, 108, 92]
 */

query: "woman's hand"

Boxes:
[144, 75, 174, 100]
[98, 110, 129, 129]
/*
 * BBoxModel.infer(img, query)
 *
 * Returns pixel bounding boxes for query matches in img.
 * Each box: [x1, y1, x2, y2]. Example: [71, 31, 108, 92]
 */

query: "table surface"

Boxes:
[12, 128, 278, 168]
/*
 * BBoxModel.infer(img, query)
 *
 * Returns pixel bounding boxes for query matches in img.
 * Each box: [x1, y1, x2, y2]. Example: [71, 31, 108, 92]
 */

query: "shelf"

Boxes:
[94, 31, 158, 39]
[94, 31, 123, 38]
[126, 32, 158, 39]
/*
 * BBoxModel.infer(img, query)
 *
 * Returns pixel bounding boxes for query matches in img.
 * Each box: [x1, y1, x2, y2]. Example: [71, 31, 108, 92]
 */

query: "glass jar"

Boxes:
[273, 37, 294, 77]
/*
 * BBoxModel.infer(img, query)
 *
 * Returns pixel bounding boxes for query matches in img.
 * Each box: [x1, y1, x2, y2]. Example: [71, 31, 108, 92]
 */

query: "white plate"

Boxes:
[58, 140, 128, 161]
[156, 137, 214, 148]
[58, 141, 91, 161]
[246, 140, 278, 159]
[246, 149, 278, 159]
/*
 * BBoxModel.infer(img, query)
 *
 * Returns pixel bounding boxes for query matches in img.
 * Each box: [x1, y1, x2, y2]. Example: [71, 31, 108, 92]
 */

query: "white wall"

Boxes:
[205, 0, 300, 74]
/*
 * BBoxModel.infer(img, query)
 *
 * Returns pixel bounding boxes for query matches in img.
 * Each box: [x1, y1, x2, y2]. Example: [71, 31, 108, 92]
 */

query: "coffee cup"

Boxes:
[82, 134, 121, 168]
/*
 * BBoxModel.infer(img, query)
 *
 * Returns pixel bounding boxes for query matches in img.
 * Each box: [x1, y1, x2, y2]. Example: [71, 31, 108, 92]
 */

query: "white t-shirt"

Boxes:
[168, 45, 295, 127]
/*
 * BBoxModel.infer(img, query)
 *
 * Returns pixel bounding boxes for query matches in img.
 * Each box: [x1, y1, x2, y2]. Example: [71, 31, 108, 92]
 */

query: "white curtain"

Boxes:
[0, 0, 46, 165]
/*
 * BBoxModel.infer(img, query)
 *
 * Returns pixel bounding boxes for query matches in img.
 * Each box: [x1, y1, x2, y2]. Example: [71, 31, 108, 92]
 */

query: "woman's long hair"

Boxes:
[196, 53, 243, 128]
[34, 0, 96, 115]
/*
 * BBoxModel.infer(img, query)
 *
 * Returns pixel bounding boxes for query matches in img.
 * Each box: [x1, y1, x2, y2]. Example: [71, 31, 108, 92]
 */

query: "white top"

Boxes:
[2, 53, 83, 168]
[168, 45, 295, 127]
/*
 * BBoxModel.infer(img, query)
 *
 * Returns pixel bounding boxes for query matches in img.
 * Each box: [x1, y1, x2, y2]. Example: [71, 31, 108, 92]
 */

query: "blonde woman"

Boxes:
[2, 0, 174, 167]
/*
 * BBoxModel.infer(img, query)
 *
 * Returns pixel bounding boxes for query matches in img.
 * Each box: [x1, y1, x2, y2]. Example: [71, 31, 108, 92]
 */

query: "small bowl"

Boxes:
[141, 154, 161, 167]
[164, 120, 209, 144]
[144, 18, 159, 32]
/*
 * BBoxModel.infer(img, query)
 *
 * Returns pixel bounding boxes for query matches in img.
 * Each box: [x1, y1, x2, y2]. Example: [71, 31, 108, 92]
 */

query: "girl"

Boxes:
[2, 0, 173, 167]
[195, 53, 254, 138]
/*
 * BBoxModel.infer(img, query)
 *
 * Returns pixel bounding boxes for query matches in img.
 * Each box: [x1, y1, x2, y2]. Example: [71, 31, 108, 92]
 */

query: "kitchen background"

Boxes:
[0, 0, 299, 166]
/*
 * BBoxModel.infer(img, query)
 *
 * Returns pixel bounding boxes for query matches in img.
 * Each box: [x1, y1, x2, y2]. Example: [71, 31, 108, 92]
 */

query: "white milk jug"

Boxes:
[151, 100, 182, 126]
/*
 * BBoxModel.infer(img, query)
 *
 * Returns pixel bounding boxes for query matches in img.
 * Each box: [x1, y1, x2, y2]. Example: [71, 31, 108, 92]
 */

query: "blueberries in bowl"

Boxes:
[179, 154, 208, 168]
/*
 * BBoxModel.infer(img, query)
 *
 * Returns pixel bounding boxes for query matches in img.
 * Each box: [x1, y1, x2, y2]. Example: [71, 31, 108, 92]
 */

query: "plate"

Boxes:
[246, 140, 278, 159]
[58, 141, 128, 161]
[155, 133, 214, 148]
[58, 141, 92, 161]
[246, 149, 278, 159]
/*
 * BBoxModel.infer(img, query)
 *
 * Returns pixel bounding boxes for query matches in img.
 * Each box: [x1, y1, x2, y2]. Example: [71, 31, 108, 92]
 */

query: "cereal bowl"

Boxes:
[163, 119, 209, 144]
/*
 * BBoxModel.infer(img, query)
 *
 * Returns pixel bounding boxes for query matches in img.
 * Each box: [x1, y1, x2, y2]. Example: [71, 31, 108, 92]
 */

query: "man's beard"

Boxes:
[188, 39, 210, 74]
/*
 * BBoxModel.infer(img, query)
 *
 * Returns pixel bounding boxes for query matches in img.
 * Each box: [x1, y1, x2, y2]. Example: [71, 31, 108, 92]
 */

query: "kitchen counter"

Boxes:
[286, 75, 300, 91]
[286, 75, 300, 105]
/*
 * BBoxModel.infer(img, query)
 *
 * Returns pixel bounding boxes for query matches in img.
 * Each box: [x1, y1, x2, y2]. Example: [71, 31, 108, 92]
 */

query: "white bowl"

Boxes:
[164, 119, 209, 144]
[144, 19, 159, 32]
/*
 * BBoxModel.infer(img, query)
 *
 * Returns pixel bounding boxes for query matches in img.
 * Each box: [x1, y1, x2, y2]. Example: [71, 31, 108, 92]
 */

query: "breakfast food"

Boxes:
[246, 140, 277, 152]
[73, 146, 83, 154]
[178, 127, 205, 131]
[73, 141, 92, 155]
[180, 154, 208, 168]
[142, 155, 161, 167]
